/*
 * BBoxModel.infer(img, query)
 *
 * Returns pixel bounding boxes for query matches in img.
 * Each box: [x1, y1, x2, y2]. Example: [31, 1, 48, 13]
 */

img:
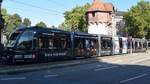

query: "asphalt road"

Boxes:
[1, 53, 150, 84]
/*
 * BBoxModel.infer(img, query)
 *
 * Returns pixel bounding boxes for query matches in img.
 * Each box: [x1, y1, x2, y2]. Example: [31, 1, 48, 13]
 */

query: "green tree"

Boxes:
[23, 18, 31, 27]
[59, 3, 90, 32]
[1, 8, 12, 36]
[11, 13, 22, 29]
[2, 8, 32, 36]
[124, 1, 150, 39]
[36, 21, 47, 28]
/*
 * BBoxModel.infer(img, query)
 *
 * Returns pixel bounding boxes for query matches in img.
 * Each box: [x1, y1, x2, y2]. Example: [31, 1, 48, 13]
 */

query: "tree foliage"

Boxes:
[2, 8, 32, 36]
[11, 14, 22, 28]
[23, 18, 31, 27]
[36, 21, 47, 28]
[59, 3, 90, 32]
[124, 1, 150, 39]
[1, 8, 47, 38]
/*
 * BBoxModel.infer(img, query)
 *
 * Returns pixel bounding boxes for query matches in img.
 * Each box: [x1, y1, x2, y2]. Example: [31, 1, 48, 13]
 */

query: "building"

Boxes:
[114, 11, 126, 36]
[86, 0, 115, 36]
[86, 0, 125, 36]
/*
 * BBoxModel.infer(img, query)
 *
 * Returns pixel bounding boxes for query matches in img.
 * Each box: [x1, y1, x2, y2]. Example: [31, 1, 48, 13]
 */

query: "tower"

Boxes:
[86, 0, 115, 36]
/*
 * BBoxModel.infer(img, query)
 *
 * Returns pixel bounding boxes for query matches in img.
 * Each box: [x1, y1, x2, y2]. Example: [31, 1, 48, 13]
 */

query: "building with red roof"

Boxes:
[86, 0, 122, 36]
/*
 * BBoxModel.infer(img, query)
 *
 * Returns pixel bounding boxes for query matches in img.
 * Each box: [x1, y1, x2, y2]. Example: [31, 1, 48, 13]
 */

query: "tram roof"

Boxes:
[15, 26, 71, 34]
[73, 32, 98, 37]
[15, 26, 99, 37]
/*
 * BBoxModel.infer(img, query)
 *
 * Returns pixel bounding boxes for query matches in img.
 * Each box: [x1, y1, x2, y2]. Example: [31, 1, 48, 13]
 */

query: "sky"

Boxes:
[2, 0, 150, 27]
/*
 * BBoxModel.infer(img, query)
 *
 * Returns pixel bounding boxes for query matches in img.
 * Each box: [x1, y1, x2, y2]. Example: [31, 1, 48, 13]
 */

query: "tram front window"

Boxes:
[16, 31, 34, 50]
[7, 32, 21, 48]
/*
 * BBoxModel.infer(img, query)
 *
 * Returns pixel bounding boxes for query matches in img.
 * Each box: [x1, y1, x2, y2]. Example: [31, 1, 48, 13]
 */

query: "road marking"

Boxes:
[94, 66, 118, 71]
[120, 74, 148, 84]
[44, 74, 58, 78]
[0, 77, 26, 81]
[96, 65, 102, 67]
[131, 58, 150, 64]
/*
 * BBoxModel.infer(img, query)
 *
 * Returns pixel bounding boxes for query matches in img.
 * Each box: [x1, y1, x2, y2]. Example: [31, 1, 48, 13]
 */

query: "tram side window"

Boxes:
[101, 37, 112, 50]
[143, 41, 147, 48]
[85, 39, 90, 49]
[119, 38, 123, 49]
[148, 42, 150, 47]
[127, 40, 131, 49]
[74, 38, 85, 49]
[135, 42, 138, 48]
[53, 37, 70, 49]
[139, 42, 142, 48]
[34, 33, 47, 49]
[37, 37, 47, 49]
[47, 38, 53, 49]
[35, 34, 70, 49]
[91, 39, 98, 49]
[17, 31, 33, 50]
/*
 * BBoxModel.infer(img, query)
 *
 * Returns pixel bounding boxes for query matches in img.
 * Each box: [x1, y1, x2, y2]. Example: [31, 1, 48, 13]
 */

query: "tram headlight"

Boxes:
[32, 54, 36, 59]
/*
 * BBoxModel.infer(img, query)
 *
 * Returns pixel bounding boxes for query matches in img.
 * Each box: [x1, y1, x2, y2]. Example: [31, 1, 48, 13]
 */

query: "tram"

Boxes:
[1, 26, 148, 64]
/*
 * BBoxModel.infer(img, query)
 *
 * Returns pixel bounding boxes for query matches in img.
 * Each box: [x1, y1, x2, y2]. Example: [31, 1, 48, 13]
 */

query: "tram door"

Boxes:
[119, 37, 128, 54]
[100, 36, 112, 56]
[74, 38, 85, 58]
[85, 39, 98, 57]
[127, 38, 133, 53]
[112, 37, 120, 55]
[34, 33, 48, 62]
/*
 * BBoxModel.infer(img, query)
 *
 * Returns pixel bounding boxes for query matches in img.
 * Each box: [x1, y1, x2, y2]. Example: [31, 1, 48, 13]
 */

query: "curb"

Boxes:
[0, 58, 100, 75]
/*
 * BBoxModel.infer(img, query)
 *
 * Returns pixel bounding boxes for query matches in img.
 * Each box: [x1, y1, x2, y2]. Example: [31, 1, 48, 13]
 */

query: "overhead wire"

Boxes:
[9, 0, 64, 15]
[3, 6, 64, 17]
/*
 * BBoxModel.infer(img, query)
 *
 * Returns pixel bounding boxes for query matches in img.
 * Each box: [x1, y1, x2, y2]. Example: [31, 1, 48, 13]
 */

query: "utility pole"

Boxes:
[0, 0, 4, 45]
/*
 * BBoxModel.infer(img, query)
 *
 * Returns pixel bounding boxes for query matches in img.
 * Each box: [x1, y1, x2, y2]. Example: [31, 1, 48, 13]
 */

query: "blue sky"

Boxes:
[2, 0, 150, 27]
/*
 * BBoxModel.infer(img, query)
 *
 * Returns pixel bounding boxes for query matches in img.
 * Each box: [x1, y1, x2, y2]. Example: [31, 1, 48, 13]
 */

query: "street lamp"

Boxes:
[0, 0, 4, 45]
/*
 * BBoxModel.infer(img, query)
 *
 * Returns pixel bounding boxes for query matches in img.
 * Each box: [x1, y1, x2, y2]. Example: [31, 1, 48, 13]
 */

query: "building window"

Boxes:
[92, 12, 95, 17]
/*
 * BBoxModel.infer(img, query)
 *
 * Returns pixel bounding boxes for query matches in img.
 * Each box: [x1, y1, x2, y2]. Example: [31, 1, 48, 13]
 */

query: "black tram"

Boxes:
[1, 26, 149, 64]
[2, 27, 73, 63]
[2, 27, 99, 63]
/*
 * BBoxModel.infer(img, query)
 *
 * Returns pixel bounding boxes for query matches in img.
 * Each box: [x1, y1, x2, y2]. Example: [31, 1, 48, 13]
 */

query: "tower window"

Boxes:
[92, 12, 95, 17]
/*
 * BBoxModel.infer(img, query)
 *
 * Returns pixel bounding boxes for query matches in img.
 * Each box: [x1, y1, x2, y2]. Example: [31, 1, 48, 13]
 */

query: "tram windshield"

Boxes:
[6, 31, 22, 48]
[16, 30, 34, 50]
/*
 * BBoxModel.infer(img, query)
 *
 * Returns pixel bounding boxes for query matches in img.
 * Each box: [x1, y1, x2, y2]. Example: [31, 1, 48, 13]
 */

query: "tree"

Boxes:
[11, 13, 22, 29]
[59, 3, 90, 32]
[23, 18, 31, 27]
[36, 21, 47, 28]
[1, 8, 12, 36]
[124, 1, 150, 39]
[2, 8, 32, 36]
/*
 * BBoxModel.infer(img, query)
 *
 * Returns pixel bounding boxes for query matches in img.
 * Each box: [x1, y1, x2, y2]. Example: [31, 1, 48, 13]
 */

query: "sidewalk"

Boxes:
[0, 50, 149, 75]
[99, 50, 150, 64]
